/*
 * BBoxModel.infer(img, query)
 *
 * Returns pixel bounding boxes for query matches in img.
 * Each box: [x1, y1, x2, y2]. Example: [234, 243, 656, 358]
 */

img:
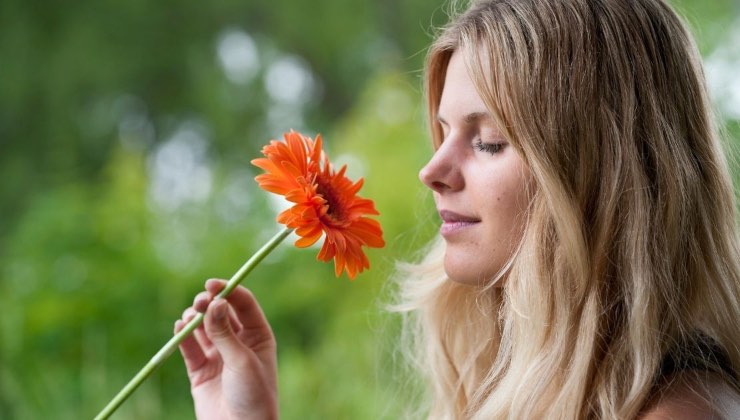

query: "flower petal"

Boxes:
[252, 131, 384, 279]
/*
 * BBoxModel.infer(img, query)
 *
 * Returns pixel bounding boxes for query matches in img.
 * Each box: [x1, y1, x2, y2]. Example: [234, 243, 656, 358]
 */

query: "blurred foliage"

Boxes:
[0, 0, 738, 419]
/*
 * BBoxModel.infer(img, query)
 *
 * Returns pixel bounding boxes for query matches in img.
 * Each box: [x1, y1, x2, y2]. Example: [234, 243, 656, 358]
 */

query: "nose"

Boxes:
[418, 142, 464, 193]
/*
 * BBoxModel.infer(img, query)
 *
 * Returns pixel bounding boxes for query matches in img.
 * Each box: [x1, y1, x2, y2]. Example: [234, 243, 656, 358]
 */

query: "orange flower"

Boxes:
[251, 131, 385, 279]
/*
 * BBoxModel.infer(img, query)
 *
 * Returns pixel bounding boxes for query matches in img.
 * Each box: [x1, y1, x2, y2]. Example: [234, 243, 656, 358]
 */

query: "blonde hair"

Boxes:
[393, 0, 740, 418]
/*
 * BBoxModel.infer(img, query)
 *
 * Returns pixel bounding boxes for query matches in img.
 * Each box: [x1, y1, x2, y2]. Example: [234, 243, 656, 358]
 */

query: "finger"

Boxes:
[204, 278, 229, 296]
[203, 298, 252, 368]
[194, 287, 242, 334]
[227, 304, 244, 334]
[193, 291, 213, 314]
[196, 304, 242, 350]
[204, 279, 270, 346]
[175, 318, 207, 374]
[203, 279, 247, 333]
[183, 307, 214, 353]
[222, 286, 274, 347]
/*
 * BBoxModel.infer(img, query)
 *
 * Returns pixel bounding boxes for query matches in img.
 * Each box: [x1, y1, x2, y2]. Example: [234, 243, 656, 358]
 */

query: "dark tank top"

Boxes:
[659, 333, 738, 387]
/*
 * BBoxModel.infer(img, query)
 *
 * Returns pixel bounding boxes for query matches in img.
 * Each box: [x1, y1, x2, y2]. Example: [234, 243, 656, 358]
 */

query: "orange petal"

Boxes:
[295, 233, 321, 248]
[296, 224, 323, 238]
[334, 254, 345, 277]
[252, 130, 384, 279]
[317, 241, 335, 262]
[346, 218, 385, 247]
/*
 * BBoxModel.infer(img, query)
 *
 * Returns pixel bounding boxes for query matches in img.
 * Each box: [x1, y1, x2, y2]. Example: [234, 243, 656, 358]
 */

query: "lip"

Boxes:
[438, 210, 480, 236]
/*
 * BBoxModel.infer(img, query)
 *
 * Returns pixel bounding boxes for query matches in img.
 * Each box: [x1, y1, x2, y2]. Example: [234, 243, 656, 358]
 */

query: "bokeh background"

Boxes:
[1, 0, 738, 418]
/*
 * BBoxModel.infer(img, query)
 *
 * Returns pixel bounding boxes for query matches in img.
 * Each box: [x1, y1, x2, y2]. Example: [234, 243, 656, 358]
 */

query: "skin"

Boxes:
[419, 50, 533, 285]
[639, 373, 735, 420]
[176, 48, 535, 417]
[178, 51, 738, 420]
[176, 279, 278, 420]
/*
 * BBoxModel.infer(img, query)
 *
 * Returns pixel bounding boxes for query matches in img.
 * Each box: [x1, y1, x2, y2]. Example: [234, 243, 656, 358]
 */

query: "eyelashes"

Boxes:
[473, 139, 505, 154]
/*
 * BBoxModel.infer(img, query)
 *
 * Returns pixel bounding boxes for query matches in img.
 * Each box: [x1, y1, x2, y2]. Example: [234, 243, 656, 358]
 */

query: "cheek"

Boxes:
[485, 172, 532, 243]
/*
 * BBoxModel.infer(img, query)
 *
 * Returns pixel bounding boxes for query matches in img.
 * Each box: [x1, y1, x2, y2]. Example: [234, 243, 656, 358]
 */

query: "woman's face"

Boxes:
[419, 50, 533, 285]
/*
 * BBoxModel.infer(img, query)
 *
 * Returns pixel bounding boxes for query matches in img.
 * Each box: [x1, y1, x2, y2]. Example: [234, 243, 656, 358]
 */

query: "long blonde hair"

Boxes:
[393, 0, 740, 418]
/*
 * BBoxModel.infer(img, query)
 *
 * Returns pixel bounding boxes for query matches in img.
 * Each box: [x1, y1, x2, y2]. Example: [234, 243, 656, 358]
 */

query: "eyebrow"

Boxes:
[436, 111, 492, 126]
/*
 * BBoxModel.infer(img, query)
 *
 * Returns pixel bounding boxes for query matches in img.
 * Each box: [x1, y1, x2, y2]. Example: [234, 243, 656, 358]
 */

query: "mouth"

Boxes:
[438, 210, 481, 236]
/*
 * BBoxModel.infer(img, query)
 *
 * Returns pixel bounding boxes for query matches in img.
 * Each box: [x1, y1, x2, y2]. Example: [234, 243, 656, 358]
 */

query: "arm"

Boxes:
[176, 279, 279, 420]
[639, 374, 739, 420]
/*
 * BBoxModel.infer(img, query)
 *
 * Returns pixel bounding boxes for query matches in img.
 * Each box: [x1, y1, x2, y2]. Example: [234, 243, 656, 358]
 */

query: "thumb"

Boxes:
[204, 299, 247, 366]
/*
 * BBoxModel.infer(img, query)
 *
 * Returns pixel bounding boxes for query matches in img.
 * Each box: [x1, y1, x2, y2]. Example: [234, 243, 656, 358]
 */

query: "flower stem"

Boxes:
[94, 227, 293, 420]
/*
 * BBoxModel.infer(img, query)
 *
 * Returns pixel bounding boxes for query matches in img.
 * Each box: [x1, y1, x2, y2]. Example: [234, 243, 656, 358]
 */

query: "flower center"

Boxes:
[316, 176, 346, 225]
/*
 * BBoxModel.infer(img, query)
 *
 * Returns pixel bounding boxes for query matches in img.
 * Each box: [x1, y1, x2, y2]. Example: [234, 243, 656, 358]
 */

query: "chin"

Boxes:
[443, 255, 506, 287]
[444, 260, 487, 286]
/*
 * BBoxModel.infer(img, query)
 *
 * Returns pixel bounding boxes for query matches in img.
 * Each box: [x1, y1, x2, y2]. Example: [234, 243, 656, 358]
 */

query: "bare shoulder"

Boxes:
[639, 373, 740, 420]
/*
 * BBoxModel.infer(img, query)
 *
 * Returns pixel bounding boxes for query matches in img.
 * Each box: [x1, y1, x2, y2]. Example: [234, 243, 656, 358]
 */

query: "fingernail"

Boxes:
[213, 300, 227, 320]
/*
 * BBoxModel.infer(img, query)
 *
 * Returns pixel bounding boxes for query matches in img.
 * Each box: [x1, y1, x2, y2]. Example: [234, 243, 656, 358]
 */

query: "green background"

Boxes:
[1, 0, 738, 418]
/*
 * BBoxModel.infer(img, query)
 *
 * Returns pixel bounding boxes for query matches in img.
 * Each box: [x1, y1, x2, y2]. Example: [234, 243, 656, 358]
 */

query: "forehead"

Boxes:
[437, 51, 489, 122]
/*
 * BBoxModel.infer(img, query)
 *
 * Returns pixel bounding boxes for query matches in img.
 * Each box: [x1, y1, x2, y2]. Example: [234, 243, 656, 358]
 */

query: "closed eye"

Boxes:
[473, 139, 505, 154]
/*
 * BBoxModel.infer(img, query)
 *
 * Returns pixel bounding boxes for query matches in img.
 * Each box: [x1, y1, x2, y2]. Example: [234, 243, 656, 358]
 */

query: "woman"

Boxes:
[177, 0, 740, 418]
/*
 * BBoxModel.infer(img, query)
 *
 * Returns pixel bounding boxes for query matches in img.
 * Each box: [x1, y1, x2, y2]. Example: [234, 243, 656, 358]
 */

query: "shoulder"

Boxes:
[639, 373, 740, 420]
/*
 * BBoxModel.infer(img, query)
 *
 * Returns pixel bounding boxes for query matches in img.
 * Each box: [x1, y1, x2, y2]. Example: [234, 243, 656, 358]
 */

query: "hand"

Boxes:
[175, 279, 278, 420]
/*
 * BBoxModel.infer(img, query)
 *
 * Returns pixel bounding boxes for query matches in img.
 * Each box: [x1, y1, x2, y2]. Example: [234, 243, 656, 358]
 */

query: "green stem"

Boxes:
[94, 227, 293, 420]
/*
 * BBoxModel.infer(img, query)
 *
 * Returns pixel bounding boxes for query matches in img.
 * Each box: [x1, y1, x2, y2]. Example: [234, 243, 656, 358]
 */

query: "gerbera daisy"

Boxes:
[251, 130, 385, 279]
